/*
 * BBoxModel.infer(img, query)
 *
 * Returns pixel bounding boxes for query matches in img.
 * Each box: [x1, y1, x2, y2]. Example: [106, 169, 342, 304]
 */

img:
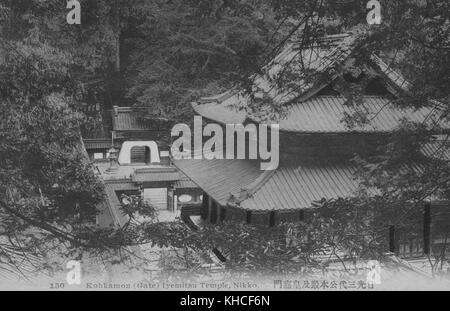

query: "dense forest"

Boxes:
[0, 0, 449, 278]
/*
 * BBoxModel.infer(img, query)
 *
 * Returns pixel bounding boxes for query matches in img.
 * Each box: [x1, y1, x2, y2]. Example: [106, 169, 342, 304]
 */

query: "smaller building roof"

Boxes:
[111, 106, 172, 133]
[173, 178, 199, 189]
[132, 167, 181, 183]
[112, 107, 152, 132]
[83, 138, 119, 150]
[104, 180, 139, 191]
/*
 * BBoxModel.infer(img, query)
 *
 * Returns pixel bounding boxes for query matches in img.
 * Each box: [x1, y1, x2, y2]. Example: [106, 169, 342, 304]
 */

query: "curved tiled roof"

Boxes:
[194, 95, 445, 133]
[191, 33, 447, 133]
[172, 157, 366, 211]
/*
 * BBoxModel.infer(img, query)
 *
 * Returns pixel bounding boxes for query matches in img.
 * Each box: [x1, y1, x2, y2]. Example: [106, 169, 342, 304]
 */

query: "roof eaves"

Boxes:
[229, 169, 277, 204]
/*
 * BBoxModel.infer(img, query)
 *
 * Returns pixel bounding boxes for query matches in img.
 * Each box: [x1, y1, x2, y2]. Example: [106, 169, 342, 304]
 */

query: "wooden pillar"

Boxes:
[200, 192, 208, 220]
[207, 195, 213, 223]
[212, 203, 218, 224]
[423, 202, 431, 255]
[269, 211, 276, 227]
[220, 207, 227, 222]
[174, 195, 178, 212]
[167, 186, 174, 212]
[246, 211, 252, 224]
[299, 210, 305, 221]
[210, 200, 218, 225]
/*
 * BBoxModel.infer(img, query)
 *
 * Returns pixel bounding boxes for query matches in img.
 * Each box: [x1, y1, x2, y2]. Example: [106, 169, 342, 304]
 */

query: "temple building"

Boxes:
[172, 33, 449, 258]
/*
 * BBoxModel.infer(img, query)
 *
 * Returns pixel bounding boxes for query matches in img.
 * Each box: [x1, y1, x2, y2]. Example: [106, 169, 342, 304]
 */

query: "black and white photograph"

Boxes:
[0, 0, 449, 297]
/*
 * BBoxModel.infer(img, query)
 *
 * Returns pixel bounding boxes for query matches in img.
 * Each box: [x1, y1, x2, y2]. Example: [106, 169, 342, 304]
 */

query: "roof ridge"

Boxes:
[196, 90, 236, 104]
[195, 33, 358, 107]
[370, 54, 412, 92]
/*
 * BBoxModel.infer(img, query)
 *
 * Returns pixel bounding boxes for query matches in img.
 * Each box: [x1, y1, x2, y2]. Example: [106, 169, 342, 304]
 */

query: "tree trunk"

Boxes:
[113, 0, 120, 72]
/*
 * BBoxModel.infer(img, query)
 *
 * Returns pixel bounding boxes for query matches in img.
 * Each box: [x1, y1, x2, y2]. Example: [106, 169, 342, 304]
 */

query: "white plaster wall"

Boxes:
[118, 141, 161, 164]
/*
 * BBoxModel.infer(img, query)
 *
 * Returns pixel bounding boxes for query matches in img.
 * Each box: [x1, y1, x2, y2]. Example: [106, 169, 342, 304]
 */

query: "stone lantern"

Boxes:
[106, 146, 119, 172]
